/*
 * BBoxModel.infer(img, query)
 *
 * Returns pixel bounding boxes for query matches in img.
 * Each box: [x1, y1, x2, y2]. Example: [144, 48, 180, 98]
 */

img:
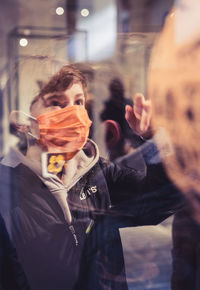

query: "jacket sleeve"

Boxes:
[100, 158, 185, 227]
[0, 214, 31, 290]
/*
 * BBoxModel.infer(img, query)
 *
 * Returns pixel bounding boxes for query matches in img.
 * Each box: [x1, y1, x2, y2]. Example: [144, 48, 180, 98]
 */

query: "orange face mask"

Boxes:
[37, 105, 92, 154]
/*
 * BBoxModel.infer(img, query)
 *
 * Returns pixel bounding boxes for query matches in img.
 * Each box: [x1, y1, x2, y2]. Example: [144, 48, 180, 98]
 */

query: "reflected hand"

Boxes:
[125, 93, 152, 138]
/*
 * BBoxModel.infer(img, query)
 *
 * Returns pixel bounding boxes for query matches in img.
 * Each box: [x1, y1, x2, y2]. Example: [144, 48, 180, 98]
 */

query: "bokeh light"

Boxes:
[19, 38, 28, 47]
[56, 7, 64, 16]
[81, 8, 89, 17]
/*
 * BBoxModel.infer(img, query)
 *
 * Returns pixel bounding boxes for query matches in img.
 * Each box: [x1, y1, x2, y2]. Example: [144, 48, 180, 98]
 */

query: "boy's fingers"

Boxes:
[140, 109, 148, 132]
[133, 94, 145, 119]
[134, 94, 145, 108]
[125, 105, 136, 130]
[126, 95, 152, 135]
[140, 102, 152, 132]
[134, 93, 144, 104]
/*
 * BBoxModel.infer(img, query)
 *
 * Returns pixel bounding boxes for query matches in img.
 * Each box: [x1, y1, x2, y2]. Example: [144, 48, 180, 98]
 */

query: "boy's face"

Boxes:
[31, 82, 85, 118]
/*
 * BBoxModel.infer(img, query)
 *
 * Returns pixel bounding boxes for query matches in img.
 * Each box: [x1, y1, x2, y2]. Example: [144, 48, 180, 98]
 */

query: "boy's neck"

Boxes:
[26, 144, 43, 164]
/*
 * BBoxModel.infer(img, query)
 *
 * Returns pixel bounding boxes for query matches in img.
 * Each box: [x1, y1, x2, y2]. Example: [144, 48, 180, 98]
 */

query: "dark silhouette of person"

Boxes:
[100, 77, 143, 160]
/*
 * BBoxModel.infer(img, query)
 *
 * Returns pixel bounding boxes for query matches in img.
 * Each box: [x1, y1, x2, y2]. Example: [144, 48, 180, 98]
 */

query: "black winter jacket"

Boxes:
[0, 157, 183, 290]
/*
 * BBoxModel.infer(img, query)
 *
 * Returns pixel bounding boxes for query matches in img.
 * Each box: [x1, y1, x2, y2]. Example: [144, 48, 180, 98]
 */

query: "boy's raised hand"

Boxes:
[125, 93, 152, 138]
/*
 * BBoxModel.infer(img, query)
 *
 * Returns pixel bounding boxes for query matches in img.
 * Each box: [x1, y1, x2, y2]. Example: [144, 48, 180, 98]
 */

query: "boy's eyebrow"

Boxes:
[43, 93, 66, 103]
[44, 92, 84, 100]
[44, 92, 65, 99]
[74, 93, 84, 98]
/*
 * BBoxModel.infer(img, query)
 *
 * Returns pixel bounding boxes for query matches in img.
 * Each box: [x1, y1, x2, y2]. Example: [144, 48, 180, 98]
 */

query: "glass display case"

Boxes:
[7, 26, 87, 112]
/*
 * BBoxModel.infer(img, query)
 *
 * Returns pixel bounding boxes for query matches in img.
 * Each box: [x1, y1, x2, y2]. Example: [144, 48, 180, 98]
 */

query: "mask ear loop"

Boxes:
[28, 132, 38, 139]
[18, 111, 39, 140]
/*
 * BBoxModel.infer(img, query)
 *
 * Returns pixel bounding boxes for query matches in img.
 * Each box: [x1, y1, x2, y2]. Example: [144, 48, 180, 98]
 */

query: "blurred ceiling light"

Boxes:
[19, 38, 28, 47]
[81, 8, 89, 17]
[56, 7, 64, 15]
[23, 29, 31, 36]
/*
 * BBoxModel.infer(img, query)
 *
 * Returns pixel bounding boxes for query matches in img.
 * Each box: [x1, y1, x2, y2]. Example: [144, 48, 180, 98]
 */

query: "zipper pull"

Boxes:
[86, 219, 94, 234]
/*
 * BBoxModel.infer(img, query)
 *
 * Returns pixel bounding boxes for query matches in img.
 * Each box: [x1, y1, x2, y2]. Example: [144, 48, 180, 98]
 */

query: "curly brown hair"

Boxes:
[30, 64, 88, 109]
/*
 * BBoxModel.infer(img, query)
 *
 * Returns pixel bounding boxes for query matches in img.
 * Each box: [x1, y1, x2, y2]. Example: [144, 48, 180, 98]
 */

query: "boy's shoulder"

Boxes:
[98, 156, 112, 167]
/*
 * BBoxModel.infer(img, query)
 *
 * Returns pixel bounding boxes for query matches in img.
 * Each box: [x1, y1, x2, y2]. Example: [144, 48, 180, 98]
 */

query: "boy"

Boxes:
[0, 64, 183, 290]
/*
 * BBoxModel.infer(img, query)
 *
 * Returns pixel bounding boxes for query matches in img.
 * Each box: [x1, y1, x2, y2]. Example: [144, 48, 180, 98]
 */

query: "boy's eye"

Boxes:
[75, 99, 84, 106]
[51, 100, 61, 106]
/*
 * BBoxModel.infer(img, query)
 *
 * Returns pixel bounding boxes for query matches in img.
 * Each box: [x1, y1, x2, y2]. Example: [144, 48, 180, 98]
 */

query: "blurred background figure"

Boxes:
[100, 77, 133, 160]
[100, 77, 144, 161]
[148, 1, 200, 289]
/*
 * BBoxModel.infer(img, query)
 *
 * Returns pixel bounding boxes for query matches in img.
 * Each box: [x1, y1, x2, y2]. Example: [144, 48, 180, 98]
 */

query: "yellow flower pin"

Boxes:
[47, 154, 65, 174]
